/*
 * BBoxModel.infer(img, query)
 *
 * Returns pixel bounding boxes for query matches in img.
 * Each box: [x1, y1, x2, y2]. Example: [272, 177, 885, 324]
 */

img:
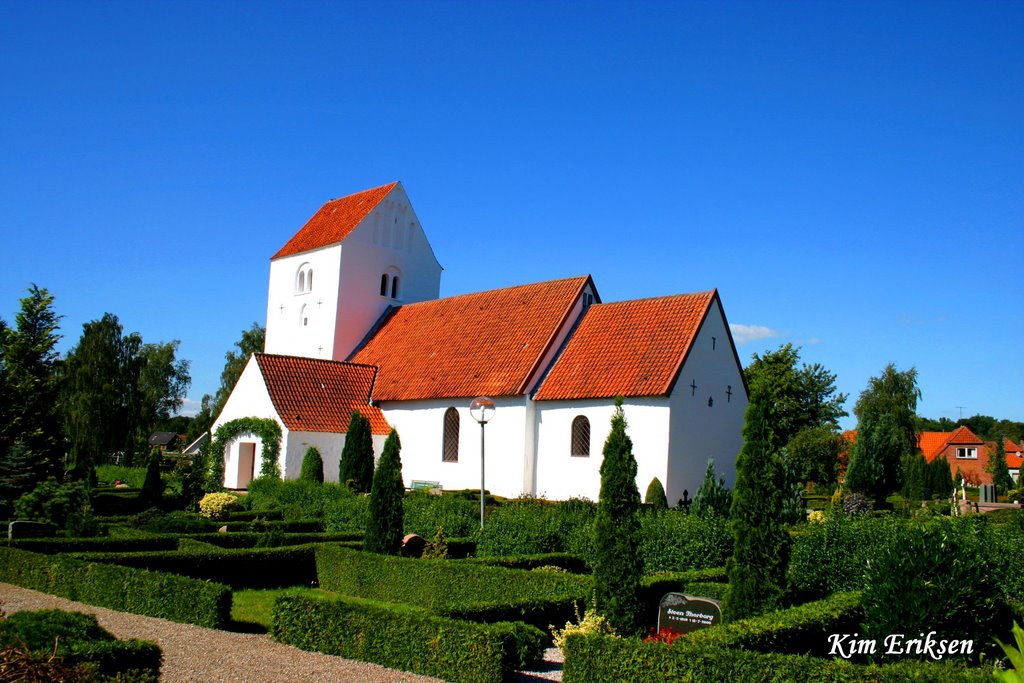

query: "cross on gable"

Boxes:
[712, 336, 717, 350]
[279, 304, 284, 312]
[690, 380, 697, 396]
[726, 385, 733, 402]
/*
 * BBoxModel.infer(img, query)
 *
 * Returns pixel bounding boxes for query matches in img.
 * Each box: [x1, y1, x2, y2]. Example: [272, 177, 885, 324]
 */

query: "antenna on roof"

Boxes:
[956, 406, 966, 421]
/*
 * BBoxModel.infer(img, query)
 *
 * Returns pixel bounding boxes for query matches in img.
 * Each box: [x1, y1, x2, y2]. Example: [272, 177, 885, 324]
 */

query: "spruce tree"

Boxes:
[592, 398, 644, 635]
[340, 411, 374, 492]
[644, 477, 668, 509]
[691, 459, 732, 518]
[724, 379, 789, 622]
[364, 429, 404, 555]
[986, 437, 1014, 495]
[299, 446, 324, 483]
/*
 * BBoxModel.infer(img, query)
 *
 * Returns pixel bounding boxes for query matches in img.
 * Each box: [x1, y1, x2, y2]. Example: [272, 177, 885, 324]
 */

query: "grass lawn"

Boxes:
[230, 586, 320, 633]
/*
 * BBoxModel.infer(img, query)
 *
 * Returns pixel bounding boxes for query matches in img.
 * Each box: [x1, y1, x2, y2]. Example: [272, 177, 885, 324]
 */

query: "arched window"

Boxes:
[380, 273, 389, 296]
[298, 271, 305, 292]
[571, 415, 590, 457]
[295, 263, 313, 293]
[299, 304, 309, 327]
[307, 269, 313, 290]
[391, 276, 400, 299]
[442, 407, 459, 462]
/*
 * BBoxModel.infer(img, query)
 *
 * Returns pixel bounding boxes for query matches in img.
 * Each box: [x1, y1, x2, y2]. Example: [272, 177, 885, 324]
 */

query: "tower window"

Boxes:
[300, 304, 309, 327]
[380, 273, 389, 296]
[571, 415, 590, 457]
[295, 263, 313, 293]
[442, 407, 459, 462]
[391, 276, 400, 299]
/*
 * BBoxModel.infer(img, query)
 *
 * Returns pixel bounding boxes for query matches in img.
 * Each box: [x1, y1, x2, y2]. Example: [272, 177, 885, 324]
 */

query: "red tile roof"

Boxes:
[351, 276, 592, 401]
[1006, 439, 1023, 469]
[272, 182, 398, 260]
[534, 290, 716, 400]
[918, 426, 983, 460]
[255, 354, 389, 434]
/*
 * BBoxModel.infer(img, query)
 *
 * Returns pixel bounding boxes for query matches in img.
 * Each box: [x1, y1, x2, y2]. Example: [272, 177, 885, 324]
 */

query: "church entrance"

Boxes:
[237, 442, 256, 489]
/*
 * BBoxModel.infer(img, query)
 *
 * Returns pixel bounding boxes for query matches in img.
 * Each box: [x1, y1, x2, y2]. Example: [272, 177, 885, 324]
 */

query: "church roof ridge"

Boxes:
[271, 181, 399, 260]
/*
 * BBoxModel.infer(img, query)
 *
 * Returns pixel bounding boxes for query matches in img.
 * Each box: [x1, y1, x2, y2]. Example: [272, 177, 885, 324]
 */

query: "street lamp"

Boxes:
[469, 396, 496, 529]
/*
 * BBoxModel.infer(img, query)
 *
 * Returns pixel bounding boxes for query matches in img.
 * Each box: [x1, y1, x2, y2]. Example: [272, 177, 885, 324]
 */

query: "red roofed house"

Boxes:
[916, 426, 1007, 486]
[213, 182, 748, 500]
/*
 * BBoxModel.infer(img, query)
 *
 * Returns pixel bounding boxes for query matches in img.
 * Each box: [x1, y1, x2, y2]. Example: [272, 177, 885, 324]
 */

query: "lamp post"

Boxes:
[469, 396, 496, 529]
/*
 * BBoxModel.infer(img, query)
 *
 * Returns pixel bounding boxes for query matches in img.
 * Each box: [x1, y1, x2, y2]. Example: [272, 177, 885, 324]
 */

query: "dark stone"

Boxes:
[400, 533, 426, 557]
[657, 592, 722, 635]
[8, 520, 58, 539]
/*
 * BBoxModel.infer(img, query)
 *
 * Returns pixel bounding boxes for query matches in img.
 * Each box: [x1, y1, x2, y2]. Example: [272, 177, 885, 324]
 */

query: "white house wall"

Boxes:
[265, 244, 343, 360]
[379, 398, 527, 497]
[283, 431, 387, 483]
[665, 301, 747, 504]
[534, 399, 671, 501]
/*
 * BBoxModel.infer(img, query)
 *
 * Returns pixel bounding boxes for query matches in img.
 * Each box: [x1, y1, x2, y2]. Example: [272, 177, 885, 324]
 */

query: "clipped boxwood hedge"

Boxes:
[69, 543, 320, 590]
[6, 536, 181, 554]
[315, 545, 590, 630]
[0, 608, 162, 681]
[562, 634, 995, 683]
[272, 593, 544, 683]
[0, 546, 231, 628]
[464, 552, 589, 573]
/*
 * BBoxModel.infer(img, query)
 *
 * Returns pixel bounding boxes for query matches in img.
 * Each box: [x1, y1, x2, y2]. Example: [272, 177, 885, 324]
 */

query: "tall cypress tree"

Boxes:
[364, 429, 404, 555]
[724, 379, 789, 622]
[340, 411, 374, 492]
[592, 398, 644, 635]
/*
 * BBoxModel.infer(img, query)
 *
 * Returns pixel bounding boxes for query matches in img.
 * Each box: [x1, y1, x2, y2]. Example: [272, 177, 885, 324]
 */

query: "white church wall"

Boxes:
[264, 244, 343, 359]
[534, 398, 671, 501]
[282, 431, 388, 483]
[665, 300, 747, 505]
[379, 398, 527, 497]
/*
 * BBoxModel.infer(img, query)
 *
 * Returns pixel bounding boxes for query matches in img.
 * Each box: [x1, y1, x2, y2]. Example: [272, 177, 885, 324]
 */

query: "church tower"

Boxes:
[264, 182, 443, 361]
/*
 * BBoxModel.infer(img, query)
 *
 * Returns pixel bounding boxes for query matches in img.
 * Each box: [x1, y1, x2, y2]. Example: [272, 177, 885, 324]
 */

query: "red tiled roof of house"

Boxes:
[534, 290, 716, 400]
[918, 426, 983, 461]
[351, 276, 592, 401]
[272, 182, 398, 260]
[255, 353, 389, 434]
[1006, 439, 1023, 469]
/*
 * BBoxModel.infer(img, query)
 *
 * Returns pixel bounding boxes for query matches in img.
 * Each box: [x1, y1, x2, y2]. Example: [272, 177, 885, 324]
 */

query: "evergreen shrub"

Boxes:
[404, 490, 479, 538]
[246, 477, 358, 520]
[0, 546, 231, 627]
[339, 411, 375, 492]
[644, 478, 668, 508]
[0, 608, 162, 681]
[13, 479, 96, 536]
[475, 497, 561, 557]
[365, 429, 404, 555]
[95, 465, 147, 488]
[272, 593, 544, 683]
[786, 514, 894, 603]
[299, 446, 325, 483]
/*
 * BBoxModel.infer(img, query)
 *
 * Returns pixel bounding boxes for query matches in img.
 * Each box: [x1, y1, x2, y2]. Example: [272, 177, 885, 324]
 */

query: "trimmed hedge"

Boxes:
[272, 593, 544, 683]
[6, 536, 181, 554]
[69, 543, 319, 590]
[315, 545, 590, 630]
[465, 553, 590, 574]
[0, 546, 231, 628]
[639, 568, 728, 627]
[0, 608, 162, 681]
[562, 634, 995, 683]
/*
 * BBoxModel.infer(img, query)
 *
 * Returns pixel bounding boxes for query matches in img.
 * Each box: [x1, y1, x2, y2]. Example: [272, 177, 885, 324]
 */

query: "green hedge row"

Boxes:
[69, 543, 320, 590]
[638, 568, 728, 627]
[683, 592, 863, 657]
[562, 635, 995, 683]
[0, 608, 162, 681]
[314, 545, 590, 630]
[0, 546, 231, 628]
[464, 552, 589, 573]
[187, 531, 361, 549]
[271, 593, 544, 683]
[6, 536, 181, 554]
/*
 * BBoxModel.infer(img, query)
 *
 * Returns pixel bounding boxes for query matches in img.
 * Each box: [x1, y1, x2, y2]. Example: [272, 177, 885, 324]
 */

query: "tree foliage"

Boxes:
[364, 429, 404, 555]
[189, 323, 264, 440]
[644, 477, 668, 509]
[724, 378, 789, 622]
[340, 410, 375, 492]
[138, 447, 165, 505]
[784, 426, 844, 486]
[845, 364, 920, 500]
[300, 446, 325, 483]
[61, 314, 190, 477]
[592, 399, 644, 636]
[743, 344, 847, 447]
[987, 437, 1014, 494]
[0, 285, 63, 484]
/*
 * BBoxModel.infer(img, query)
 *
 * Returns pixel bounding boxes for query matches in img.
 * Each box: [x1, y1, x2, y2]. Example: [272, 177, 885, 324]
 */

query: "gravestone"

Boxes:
[657, 592, 722, 635]
[8, 520, 58, 539]
[980, 484, 997, 503]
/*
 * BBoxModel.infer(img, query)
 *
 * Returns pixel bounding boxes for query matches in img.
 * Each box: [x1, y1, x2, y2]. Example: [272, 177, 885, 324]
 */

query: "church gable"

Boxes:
[351, 276, 592, 401]
[534, 290, 717, 400]
[272, 182, 399, 260]
[255, 353, 389, 434]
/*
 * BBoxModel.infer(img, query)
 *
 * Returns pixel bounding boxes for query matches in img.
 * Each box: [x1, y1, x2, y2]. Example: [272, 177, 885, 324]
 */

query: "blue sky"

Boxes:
[2, 1, 1021, 429]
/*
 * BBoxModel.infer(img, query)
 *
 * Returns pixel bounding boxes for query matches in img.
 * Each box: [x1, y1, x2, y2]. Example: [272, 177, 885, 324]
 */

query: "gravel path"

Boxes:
[0, 583, 444, 683]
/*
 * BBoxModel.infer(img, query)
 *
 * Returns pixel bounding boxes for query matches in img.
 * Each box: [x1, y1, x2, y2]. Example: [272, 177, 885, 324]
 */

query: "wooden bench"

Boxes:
[410, 480, 441, 492]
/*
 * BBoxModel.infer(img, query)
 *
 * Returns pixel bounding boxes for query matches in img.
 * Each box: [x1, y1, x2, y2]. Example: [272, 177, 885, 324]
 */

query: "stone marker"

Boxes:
[657, 592, 723, 635]
[8, 520, 58, 539]
[401, 533, 426, 557]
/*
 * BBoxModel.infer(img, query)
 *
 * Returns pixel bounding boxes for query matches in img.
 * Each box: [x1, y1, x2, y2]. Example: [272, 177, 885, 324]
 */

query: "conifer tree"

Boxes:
[299, 446, 325, 483]
[138, 447, 164, 505]
[340, 411, 374, 492]
[691, 459, 732, 518]
[987, 437, 1014, 495]
[928, 456, 953, 499]
[592, 398, 644, 635]
[644, 477, 668, 508]
[724, 379, 789, 622]
[364, 429, 404, 555]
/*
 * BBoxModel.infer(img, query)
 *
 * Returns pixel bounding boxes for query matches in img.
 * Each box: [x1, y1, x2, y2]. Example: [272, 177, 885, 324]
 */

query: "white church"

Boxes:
[213, 181, 748, 503]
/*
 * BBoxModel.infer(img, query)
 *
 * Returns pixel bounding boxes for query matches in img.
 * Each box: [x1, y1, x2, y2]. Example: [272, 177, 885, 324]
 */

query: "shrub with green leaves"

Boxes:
[198, 492, 239, 519]
[247, 477, 357, 521]
[299, 446, 325, 483]
[404, 490, 479, 538]
[787, 514, 890, 603]
[339, 410, 374, 492]
[475, 496, 562, 557]
[861, 516, 1011, 661]
[691, 459, 732, 518]
[95, 465, 147, 488]
[14, 479, 96, 536]
[644, 478, 668, 509]
[639, 509, 731, 573]
[364, 429, 404, 554]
